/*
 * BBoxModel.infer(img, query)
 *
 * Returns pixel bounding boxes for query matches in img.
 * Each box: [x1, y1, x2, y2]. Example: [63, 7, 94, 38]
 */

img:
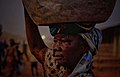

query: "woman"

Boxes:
[25, 10, 102, 77]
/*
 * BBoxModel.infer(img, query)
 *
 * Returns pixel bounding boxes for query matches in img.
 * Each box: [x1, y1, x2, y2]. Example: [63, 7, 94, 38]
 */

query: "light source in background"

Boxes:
[42, 35, 46, 40]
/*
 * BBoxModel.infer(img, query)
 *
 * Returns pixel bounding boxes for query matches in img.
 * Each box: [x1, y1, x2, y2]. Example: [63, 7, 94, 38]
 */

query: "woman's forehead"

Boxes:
[54, 34, 69, 38]
[54, 34, 79, 39]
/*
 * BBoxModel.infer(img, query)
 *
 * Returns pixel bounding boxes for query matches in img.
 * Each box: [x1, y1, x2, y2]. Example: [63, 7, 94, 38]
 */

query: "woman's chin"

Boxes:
[56, 59, 66, 66]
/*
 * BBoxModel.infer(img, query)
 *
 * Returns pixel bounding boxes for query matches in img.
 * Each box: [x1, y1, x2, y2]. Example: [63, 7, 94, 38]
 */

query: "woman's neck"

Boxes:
[63, 67, 75, 77]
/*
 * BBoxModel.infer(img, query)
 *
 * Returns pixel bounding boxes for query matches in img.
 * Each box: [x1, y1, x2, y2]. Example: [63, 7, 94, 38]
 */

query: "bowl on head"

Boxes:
[22, 0, 116, 26]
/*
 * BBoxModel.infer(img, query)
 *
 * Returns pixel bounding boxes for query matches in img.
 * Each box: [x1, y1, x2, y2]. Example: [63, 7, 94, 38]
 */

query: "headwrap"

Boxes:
[49, 23, 95, 36]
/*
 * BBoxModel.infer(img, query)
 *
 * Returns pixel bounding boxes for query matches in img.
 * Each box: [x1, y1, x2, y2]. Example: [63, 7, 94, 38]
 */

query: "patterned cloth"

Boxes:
[44, 49, 65, 77]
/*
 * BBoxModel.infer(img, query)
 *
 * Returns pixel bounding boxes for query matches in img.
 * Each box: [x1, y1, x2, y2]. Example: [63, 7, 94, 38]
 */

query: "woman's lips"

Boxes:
[54, 54, 63, 60]
[53, 51, 63, 60]
[53, 48, 64, 61]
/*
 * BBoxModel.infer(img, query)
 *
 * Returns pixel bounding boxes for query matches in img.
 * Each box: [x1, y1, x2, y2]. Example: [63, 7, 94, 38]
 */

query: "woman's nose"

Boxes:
[53, 41, 62, 56]
[55, 41, 62, 50]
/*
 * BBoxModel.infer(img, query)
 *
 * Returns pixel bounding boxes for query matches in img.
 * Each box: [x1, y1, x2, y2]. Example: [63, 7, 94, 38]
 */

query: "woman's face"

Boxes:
[53, 34, 89, 68]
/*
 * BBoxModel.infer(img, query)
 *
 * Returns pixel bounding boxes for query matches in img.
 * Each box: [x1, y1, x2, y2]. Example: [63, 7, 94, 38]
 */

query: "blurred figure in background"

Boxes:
[0, 24, 4, 75]
[2, 39, 8, 69]
[15, 45, 23, 75]
[22, 40, 29, 61]
[3, 38, 17, 77]
[29, 51, 39, 77]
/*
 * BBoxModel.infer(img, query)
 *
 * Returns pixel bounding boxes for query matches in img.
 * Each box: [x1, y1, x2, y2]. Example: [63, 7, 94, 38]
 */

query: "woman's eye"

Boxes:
[61, 39, 67, 42]
[61, 39, 71, 43]
[54, 39, 57, 42]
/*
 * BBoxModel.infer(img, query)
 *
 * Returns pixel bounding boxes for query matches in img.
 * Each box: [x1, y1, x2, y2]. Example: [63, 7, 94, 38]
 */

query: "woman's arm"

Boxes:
[24, 9, 47, 63]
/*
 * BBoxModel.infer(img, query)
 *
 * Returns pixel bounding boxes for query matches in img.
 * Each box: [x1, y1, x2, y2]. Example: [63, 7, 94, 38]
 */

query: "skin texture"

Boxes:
[25, 9, 89, 75]
[53, 34, 89, 70]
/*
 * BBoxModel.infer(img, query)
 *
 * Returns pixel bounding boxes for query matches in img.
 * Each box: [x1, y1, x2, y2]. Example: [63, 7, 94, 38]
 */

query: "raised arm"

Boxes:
[24, 9, 47, 63]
